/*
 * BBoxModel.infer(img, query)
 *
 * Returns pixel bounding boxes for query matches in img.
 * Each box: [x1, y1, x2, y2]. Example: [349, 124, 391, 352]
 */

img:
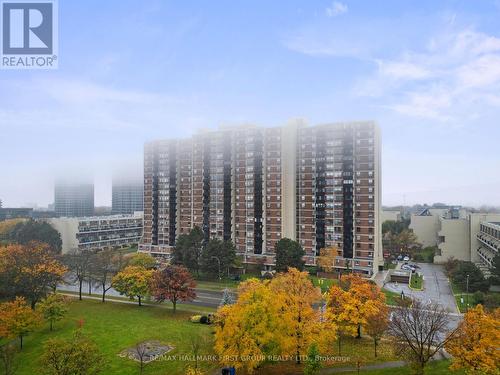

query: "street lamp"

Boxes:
[212, 256, 222, 282]
[466, 274, 470, 312]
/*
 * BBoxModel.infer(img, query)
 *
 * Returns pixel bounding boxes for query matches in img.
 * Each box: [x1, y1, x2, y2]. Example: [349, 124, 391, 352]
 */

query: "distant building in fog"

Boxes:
[112, 179, 143, 215]
[46, 212, 143, 253]
[0, 207, 33, 221]
[54, 181, 94, 217]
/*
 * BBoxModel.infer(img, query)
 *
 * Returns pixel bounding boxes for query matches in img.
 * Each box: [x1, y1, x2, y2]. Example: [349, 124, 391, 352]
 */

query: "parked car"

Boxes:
[403, 256, 410, 262]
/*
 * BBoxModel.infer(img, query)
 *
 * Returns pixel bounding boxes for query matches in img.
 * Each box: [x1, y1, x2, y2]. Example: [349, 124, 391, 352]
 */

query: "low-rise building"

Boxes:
[47, 213, 143, 253]
[381, 209, 402, 223]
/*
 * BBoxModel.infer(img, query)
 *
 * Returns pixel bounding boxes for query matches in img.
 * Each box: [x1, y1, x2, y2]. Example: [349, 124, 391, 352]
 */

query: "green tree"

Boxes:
[7, 221, 62, 253]
[112, 265, 153, 306]
[304, 342, 322, 375]
[452, 261, 489, 293]
[38, 294, 68, 331]
[126, 253, 156, 269]
[172, 227, 204, 275]
[40, 330, 105, 375]
[490, 254, 500, 285]
[200, 239, 236, 279]
[274, 238, 305, 272]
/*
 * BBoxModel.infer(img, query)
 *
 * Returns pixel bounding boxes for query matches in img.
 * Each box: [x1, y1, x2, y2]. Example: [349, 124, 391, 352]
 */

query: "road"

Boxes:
[385, 263, 458, 313]
[58, 279, 225, 308]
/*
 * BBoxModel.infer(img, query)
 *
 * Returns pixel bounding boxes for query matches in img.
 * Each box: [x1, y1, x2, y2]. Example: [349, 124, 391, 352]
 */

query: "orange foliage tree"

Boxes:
[150, 265, 196, 313]
[0, 242, 67, 308]
[326, 274, 386, 351]
[316, 246, 338, 274]
[446, 305, 500, 374]
[0, 297, 42, 349]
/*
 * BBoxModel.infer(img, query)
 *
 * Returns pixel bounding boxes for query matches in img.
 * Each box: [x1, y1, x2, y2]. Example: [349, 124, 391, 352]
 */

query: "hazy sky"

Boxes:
[1, 0, 500, 208]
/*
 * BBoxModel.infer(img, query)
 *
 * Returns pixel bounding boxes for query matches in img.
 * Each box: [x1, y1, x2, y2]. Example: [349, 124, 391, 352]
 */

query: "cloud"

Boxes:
[325, 1, 348, 17]
[353, 28, 500, 121]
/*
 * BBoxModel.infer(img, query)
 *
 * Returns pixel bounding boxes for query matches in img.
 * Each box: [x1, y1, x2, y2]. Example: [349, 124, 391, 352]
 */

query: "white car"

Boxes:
[403, 256, 410, 262]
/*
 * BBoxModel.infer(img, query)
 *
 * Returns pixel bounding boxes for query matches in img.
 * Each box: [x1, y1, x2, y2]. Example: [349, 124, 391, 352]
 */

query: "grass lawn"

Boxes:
[310, 275, 338, 293]
[257, 336, 402, 374]
[409, 273, 423, 290]
[335, 360, 464, 374]
[382, 288, 404, 306]
[9, 298, 217, 375]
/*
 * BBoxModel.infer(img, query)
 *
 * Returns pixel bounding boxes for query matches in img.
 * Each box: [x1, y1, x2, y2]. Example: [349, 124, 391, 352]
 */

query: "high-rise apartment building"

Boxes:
[140, 121, 382, 276]
[54, 181, 94, 217]
[112, 179, 144, 215]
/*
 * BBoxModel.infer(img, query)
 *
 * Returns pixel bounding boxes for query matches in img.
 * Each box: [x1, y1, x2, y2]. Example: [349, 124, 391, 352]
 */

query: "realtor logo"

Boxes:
[1, 0, 58, 69]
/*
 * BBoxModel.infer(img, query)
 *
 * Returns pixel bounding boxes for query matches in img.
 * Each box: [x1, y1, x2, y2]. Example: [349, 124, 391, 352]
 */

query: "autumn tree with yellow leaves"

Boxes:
[112, 265, 154, 306]
[0, 297, 42, 349]
[214, 278, 282, 373]
[316, 246, 338, 274]
[214, 268, 332, 372]
[326, 274, 386, 339]
[269, 268, 323, 364]
[446, 305, 500, 374]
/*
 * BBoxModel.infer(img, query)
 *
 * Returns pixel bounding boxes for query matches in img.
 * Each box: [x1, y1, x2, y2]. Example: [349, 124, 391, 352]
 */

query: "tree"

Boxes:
[446, 305, 500, 374]
[489, 254, 500, 285]
[214, 279, 282, 373]
[200, 239, 236, 279]
[274, 238, 305, 272]
[172, 227, 204, 275]
[0, 243, 67, 308]
[112, 265, 153, 306]
[7, 220, 62, 253]
[64, 249, 94, 301]
[365, 304, 389, 357]
[452, 261, 489, 293]
[126, 253, 156, 269]
[150, 265, 196, 313]
[269, 268, 322, 364]
[394, 229, 419, 255]
[303, 342, 322, 375]
[326, 274, 386, 339]
[443, 257, 460, 277]
[90, 248, 122, 303]
[0, 297, 42, 349]
[38, 294, 68, 331]
[40, 330, 105, 375]
[0, 341, 18, 375]
[316, 246, 337, 273]
[219, 288, 234, 306]
[388, 299, 458, 375]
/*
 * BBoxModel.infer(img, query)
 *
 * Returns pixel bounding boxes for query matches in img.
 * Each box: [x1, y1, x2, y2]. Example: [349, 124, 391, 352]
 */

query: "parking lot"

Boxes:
[384, 263, 459, 314]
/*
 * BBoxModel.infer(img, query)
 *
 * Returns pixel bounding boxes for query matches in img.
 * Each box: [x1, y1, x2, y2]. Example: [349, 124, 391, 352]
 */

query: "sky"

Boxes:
[1, 0, 500, 208]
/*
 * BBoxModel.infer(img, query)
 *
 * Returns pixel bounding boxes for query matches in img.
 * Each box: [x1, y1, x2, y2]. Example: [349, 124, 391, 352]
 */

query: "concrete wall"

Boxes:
[47, 218, 79, 254]
[434, 218, 469, 263]
[409, 214, 440, 248]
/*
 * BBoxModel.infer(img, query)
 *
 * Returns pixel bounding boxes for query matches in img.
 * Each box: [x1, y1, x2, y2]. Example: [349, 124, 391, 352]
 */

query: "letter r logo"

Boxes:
[2, 2, 53, 54]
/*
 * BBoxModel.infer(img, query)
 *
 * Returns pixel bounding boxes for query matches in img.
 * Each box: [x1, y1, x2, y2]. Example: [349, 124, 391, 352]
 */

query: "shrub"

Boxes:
[200, 315, 208, 324]
[483, 293, 500, 310]
[190, 315, 202, 323]
[473, 291, 485, 304]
